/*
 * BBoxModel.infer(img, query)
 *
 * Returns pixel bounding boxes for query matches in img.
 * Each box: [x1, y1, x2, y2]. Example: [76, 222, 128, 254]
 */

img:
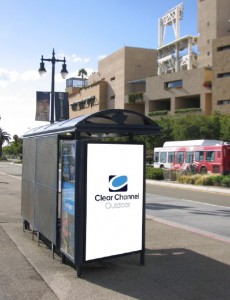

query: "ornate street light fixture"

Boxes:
[38, 49, 68, 123]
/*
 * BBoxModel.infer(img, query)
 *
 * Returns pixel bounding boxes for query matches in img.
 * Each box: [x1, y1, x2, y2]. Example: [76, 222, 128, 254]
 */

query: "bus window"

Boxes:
[160, 152, 167, 163]
[186, 151, 194, 163]
[154, 152, 159, 162]
[176, 151, 184, 163]
[206, 151, 215, 162]
[195, 151, 204, 161]
[168, 152, 175, 163]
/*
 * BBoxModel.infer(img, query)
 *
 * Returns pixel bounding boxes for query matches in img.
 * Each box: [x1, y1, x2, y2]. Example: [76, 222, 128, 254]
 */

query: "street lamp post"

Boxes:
[38, 49, 68, 124]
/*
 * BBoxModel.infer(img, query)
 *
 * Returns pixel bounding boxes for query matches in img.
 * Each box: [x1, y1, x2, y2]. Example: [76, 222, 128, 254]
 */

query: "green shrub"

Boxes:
[146, 166, 164, 180]
[220, 175, 230, 187]
[0, 156, 7, 161]
[177, 173, 230, 187]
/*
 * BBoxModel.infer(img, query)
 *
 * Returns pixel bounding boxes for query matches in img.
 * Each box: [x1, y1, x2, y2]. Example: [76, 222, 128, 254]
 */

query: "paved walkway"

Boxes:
[0, 164, 230, 299]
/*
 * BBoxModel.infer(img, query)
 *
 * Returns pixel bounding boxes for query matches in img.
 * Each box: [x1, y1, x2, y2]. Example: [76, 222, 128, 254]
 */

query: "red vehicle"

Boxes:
[153, 140, 230, 174]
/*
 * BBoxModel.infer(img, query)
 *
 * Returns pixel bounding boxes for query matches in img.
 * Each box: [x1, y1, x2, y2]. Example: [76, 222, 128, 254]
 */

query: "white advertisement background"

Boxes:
[86, 143, 144, 261]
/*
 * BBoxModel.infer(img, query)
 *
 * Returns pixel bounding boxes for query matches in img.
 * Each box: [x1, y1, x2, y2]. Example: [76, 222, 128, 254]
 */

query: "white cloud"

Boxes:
[0, 68, 40, 87]
[20, 70, 40, 81]
[98, 54, 107, 60]
[57, 52, 90, 64]
[0, 68, 18, 87]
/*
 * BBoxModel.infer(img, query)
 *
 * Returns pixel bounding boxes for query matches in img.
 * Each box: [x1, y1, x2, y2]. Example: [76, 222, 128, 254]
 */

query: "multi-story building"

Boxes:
[145, 0, 230, 118]
[67, 0, 230, 119]
[67, 47, 157, 117]
[212, 36, 230, 114]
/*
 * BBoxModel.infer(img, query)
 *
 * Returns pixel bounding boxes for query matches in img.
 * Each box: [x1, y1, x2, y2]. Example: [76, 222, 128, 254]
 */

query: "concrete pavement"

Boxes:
[0, 163, 230, 299]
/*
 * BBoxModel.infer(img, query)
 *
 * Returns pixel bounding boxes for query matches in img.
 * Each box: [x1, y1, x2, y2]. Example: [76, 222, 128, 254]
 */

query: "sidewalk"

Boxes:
[1, 167, 230, 299]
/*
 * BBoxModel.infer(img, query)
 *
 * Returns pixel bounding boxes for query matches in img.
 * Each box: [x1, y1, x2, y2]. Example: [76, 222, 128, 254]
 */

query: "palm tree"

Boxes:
[0, 128, 11, 157]
[78, 68, 87, 79]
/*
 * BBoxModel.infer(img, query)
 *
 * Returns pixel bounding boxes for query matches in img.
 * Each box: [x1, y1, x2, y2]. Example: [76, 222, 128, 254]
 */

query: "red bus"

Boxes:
[153, 140, 230, 174]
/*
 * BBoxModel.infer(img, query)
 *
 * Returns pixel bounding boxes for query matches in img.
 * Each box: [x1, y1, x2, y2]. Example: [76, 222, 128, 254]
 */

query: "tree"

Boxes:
[0, 128, 11, 157]
[220, 114, 230, 141]
[2, 134, 23, 158]
[78, 68, 87, 79]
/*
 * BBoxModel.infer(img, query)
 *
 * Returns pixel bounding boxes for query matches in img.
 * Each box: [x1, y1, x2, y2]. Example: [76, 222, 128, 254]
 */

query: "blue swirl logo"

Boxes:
[109, 175, 128, 192]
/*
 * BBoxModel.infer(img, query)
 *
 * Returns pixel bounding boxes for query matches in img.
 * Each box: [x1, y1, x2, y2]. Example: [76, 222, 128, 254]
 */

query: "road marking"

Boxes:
[0, 171, 21, 180]
[181, 198, 230, 209]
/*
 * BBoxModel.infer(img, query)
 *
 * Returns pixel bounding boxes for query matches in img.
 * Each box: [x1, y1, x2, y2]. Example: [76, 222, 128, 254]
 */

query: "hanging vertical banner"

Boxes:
[55, 92, 69, 121]
[35, 92, 50, 121]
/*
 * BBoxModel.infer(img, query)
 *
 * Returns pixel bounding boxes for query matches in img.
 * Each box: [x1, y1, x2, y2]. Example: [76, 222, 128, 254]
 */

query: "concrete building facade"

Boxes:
[212, 36, 230, 114]
[67, 47, 157, 116]
[66, 0, 230, 119]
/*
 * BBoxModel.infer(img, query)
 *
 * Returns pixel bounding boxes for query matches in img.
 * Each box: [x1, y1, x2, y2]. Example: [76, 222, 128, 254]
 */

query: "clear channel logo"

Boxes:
[109, 175, 128, 192]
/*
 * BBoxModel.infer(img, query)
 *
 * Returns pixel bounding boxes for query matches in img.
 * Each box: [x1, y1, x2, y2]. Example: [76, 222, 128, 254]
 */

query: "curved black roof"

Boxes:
[23, 109, 161, 138]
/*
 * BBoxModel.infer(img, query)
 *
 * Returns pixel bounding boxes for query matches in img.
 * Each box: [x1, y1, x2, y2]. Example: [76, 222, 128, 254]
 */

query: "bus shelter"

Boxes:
[21, 109, 161, 277]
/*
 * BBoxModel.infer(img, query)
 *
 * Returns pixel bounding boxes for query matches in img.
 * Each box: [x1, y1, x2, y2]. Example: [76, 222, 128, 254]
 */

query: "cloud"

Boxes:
[98, 54, 107, 60]
[0, 68, 40, 87]
[0, 68, 18, 87]
[20, 70, 40, 81]
[57, 51, 90, 64]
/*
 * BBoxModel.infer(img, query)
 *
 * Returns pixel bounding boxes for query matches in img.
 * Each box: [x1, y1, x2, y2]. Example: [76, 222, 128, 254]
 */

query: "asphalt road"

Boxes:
[146, 193, 230, 242]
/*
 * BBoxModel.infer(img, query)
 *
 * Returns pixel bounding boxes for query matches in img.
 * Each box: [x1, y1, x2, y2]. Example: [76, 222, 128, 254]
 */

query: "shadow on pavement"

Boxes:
[82, 248, 230, 300]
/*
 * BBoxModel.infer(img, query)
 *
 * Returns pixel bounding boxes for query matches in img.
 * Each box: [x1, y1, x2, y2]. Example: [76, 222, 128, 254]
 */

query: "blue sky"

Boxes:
[0, 0, 197, 138]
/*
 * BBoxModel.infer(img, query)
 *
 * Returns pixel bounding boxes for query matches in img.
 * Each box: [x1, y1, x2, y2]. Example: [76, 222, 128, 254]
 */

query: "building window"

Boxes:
[165, 80, 183, 89]
[217, 73, 230, 78]
[217, 100, 230, 105]
[110, 76, 115, 81]
[110, 95, 115, 100]
[217, 45, 230, 51]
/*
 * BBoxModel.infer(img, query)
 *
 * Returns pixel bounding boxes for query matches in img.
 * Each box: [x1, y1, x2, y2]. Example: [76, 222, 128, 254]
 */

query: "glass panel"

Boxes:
[154, 152, 159, 162]
[186, 151, 194, 163]
[206, 151, 215, 162]
[168, 152, 175, 163]
[195, 151, 204, 161]
[176, 151, 184, 163]
[160, 152, 167, 163]
[61, 141, 76, 261]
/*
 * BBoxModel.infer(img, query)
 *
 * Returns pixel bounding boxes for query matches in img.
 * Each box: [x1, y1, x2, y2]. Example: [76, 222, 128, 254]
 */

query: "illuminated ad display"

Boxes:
[61, 141, 76, 260]
[85, 143, 144, 261]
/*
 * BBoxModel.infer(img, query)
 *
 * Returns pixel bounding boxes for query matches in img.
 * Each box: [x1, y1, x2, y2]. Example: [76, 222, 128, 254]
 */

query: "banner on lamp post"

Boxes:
[35, 91, 50, 121]
[55, 92, 69, 121]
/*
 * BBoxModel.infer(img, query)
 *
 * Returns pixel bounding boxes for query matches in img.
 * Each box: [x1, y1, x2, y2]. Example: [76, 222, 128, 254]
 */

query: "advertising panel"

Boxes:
[85, 143, 144, 261]
[35, 91, 50, 121]
[61, 141, 76, 261]
[55, 92, 69, 121]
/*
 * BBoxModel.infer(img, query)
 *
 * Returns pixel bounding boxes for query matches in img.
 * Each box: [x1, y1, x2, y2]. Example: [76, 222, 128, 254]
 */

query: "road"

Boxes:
[146, 193, 230, 242]
[1, 161, 230, 242]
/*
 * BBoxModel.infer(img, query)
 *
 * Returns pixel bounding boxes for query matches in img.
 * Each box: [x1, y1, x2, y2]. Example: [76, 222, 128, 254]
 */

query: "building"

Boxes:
[212, 36, 230, 114]
[66, 0, 230, 119]
[67, 47, 157, 117]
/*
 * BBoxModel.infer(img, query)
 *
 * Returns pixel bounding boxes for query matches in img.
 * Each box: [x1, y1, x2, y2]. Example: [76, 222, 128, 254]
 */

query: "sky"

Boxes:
[0, 0, 197, 139]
